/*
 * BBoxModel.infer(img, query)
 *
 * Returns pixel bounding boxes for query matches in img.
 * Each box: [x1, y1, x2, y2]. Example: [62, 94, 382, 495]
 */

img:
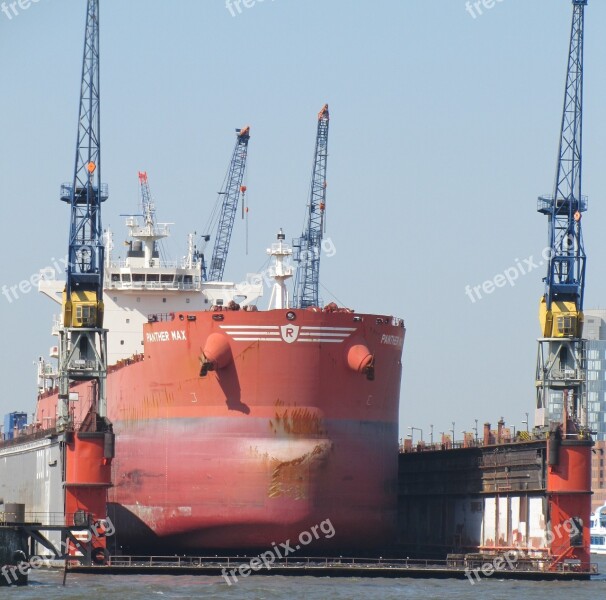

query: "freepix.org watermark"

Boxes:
[225, 0, 277, 18]
[465, 0, 506, 20]
[464, 247, 554, 304]
[1, 0, 42, 21]
[221, 518, 336, 585]
[2, 256, 68, 305]
[235, 237, 336, 295]
[465, 517, 581, 585]
[1, 517, 115, 585]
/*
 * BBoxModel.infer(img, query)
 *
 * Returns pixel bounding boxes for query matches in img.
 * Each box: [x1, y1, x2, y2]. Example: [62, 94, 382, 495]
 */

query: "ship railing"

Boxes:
[102, 555, 598, 574]
[128, 225, 171, 239]
[107, 259, 200, 271]
[108, 259, 179, 269]
[0, 425, 60, 448]
[106, 281, 201, 291]
[147, 313, 176, 323]
[106, 555, 457, 569]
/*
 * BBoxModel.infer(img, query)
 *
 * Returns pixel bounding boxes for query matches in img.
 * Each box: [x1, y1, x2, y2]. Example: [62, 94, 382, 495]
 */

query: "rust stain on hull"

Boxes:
[268, 442, 331, 500]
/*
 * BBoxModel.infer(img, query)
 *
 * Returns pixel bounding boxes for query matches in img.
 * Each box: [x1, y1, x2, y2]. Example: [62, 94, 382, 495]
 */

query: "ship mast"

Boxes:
[535, 0, 588, 431]
[267, 229, 294, 310]
[124, 171, 170, 268]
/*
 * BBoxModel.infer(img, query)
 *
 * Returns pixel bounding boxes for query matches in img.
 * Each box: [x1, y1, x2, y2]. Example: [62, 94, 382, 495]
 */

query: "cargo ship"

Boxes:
[2, 213, 405, 554]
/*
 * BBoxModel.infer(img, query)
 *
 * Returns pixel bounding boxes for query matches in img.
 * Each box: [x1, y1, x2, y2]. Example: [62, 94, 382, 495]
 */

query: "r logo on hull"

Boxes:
[280, 324, 300, 343]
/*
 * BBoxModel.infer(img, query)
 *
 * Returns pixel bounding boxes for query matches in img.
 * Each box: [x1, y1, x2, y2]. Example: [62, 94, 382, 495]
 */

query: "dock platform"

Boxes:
[66, 555, 598, 581]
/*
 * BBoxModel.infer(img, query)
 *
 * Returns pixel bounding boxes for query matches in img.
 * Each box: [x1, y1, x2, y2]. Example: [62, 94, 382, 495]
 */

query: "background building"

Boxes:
[584, 310, 606, 511]
[592, 440, 606, 511]
[584, 310, 606, 441]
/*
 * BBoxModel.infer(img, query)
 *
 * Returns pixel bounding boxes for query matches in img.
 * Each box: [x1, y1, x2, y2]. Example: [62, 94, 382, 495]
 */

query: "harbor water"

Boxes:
[14, 555, 606, 599]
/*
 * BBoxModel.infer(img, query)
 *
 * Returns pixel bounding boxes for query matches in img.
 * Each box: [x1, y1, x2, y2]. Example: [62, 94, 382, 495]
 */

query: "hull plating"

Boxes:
[35, 309, 404, 552]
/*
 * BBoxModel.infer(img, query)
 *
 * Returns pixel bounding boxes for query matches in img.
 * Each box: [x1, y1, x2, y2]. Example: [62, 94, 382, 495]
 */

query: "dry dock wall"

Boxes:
[0, 435, 64, 524]
[398, 441, 549, 558]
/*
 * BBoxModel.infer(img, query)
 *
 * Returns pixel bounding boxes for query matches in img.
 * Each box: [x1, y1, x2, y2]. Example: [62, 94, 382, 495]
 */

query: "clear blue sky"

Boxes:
[1, 0, 605, 440]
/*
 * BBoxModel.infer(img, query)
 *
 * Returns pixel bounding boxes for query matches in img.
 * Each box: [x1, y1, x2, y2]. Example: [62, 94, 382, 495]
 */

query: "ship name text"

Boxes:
[381, 334, 403, 347]
[146, 330, 187, 343]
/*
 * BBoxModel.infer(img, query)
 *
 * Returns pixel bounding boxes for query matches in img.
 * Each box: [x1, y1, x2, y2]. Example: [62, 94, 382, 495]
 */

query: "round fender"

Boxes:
[203, 333, 232, 369]
[347, 342, 373, 373]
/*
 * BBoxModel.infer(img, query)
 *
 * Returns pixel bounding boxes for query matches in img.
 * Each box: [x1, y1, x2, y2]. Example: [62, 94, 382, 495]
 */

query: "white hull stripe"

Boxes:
[229, 337, 345, 343]
[299, 332, 350, 337]
[232, 337, 282, 342]
[220, 325, 280, 329]
[301, 326, 357, 332]
[225, 331, 280, 336]
[297, 339, 345, 343]
[219, 325, 356, 331]
[219, 324, 357, 344]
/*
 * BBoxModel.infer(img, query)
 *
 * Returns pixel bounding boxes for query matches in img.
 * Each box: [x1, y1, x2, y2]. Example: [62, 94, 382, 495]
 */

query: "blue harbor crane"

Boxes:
[207, 127, 250, 282]
[57, 0, 109, 431]
[535, 0, 588, 430]
[293, 104, 330, 309]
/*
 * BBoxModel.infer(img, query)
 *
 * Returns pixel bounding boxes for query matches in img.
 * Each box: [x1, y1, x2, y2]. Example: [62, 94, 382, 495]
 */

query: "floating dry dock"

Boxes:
[67, 555, 597, 581]
[397, 422, 594, 577]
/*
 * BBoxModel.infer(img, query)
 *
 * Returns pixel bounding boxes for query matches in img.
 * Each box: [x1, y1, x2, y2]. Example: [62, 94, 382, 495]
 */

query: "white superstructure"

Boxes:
[39, 204, 263, 370]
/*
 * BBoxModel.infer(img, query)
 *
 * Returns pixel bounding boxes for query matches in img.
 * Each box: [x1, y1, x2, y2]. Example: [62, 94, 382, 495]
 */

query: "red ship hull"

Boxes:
[37, 308, 404, 553]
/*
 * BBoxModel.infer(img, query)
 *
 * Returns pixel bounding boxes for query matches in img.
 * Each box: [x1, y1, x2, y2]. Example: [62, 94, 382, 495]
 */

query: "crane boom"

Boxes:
[57, 0, 109, 429]
[535, 0, 588, 429]
[138, 171, 156, 228]
[207, 126, 250, 282]
[293, 104, 329, 309]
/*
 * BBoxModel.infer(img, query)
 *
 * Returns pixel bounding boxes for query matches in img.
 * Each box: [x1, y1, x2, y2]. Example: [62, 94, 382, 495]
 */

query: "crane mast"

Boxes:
[138, 171, 157, 229]
[293, 104, 329, 309]
[535, 0, 588, 430]
[58, 0, 108, 430]
[207, 126, 250, 282]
